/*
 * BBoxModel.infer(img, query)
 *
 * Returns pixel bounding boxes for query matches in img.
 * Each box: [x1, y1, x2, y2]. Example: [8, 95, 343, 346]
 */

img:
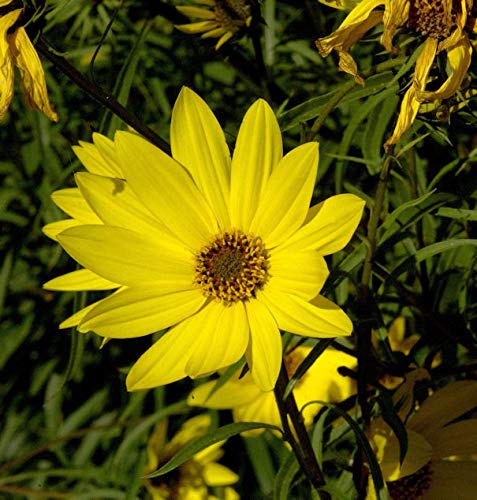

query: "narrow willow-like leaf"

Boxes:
[437, 207, 477, 221]
[273, 450, 300, 500]
[145, 422, 282, 479]
[244, 435, 276, 496]
[390, 239, 477, 279]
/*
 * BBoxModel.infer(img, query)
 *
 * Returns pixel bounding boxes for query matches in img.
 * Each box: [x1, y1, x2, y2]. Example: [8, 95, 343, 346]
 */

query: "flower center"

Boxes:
[214, 0, 251, 32]
[408, 0, 458, 38]
[386, 461, 434, 499]
[194, 230, 269, 304]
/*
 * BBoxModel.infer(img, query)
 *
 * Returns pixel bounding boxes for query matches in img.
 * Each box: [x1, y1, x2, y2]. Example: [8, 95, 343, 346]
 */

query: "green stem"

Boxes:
[274, 361, 331, 499]
[36, 37, 171, 154]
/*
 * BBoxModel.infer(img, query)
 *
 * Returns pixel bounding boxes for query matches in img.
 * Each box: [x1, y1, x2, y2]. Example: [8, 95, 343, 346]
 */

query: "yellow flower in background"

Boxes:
[368, 379, 477, 499]
[372, 317, 420, 389]
[44, 86, 365, 392]
[175, 0, 253, 49]
[316, 0, 476, 149]
[0, 0, 58, 121]
[188, 346, 356, 434]
[144, 415, 239, 500]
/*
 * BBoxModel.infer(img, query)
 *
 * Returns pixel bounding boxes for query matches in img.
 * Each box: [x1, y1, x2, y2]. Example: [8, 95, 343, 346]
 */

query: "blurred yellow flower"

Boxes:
[175, 0, 253, 49]
[372, 317, 420, 389]
[44, 86, 364, 392]
[316, 0, 476, 149]
[144, 415, 239, 499]
[368, 378, 477, 499]
[0, 0, 58, 121]
[188, 345, 356, 434]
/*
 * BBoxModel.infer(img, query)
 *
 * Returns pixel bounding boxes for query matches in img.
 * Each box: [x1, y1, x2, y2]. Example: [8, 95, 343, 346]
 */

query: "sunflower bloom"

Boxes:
[188, 345, 356, 434]
[316, 0, 476, 149]
[0, 0, 58, 121]
[144, 415, 239, 499]
[368, 379, 477, 499]
[45, 87, 365, 392]
[175, 0, 253, 49]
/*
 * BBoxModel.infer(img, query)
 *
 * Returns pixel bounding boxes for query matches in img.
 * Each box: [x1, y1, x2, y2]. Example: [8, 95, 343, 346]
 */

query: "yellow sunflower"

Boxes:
[316, 0, 476, 149]
[368, 379, 477, 499]
[0, 0, 58, 121]
[44, 87, 365, 392]
[188, 345, 356, 434]
[175, 0, 253, 49]
[144, 414, 239, 500]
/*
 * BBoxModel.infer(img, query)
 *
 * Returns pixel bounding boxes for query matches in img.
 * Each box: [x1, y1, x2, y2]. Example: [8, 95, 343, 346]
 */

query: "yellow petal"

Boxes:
[229, 99, 282, 231]
[316, 0, 384, 84]
[115, 131, 218, 250]
[280, 194, 365, 255]
[233, 392, 280, 431]
[78, 287, 205, 338]
[185, 301, 249, 378]
[57, 225, 194, 287]
[371, 424, 432, 481]
[203, 462, 239, 486]
[0, 10, 19, 120]
[267, 248, 329, 300]
[318, 0, 359, 10]
[9, 26, 58, 121]
[416, 36, 472, 103]
[410, 381, 477, 439]
[175, 21, 218, 34]
[51, 188, 102, 223]
[59, 297, 112, 329]
[259, 288, 353, 337]
[43, 268, 119, 291]
[215, 31, 234, 50]
[245, 299, 281, 391]
[431, 420, 477, 459]
[42, 219, 83, 241]
[75, 172, 171, 239]
[188, 376, 260, 409]
[250, 142, 319, 248]
[381, 0, 410, 53]
[126, 320, 200, 390]
[171, 87, 231, 229]
[73, 139, 123, 178]
[425, 461, 477, 499]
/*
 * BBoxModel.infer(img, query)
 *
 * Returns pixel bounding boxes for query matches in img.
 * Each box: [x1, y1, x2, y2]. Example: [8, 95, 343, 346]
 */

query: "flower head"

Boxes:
[0, 0, 58, 121]
[316, 0, 476, 148]
[368, 378, 477, 499]
[144, 415, 239, 499]
[44, 87, 364, 392]
[175, 0, 253, 49]
[188, 345, 356, 434]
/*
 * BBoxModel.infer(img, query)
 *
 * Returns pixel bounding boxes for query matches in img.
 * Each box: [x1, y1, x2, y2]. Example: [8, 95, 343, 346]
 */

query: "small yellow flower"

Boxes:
[44, 87, 365, 392]
[144, 415, 239, 499]
[175, 0, 253, 49]
[316, 0, 476, 149]
[368, 378, 477, 499]
[188, 345, 356, 434]
[0, 0, 58, 121]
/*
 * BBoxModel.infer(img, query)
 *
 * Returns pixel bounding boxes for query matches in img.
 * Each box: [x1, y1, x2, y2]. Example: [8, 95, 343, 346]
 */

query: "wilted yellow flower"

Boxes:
[368, 378, 477, 499]
[44, 87, 364, 392]
[0, 0, 58, 121]
[316, 0, 476, 149]
[175, 0, 253, 49]
[188, 346, 356, 434]
[144, 415, 239, 499]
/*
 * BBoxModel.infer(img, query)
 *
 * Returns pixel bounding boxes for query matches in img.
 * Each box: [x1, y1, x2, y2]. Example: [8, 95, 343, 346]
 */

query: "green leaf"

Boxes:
[145, 422, 282, 479]
[437, 207, 477, 221]
[244, 435, 276, 496]
[273, 450, 300, 500]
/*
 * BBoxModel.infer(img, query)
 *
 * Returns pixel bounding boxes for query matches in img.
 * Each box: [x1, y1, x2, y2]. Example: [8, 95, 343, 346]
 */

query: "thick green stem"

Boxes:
[36, 37, 171, 154]
[274, 361, 331, 499]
